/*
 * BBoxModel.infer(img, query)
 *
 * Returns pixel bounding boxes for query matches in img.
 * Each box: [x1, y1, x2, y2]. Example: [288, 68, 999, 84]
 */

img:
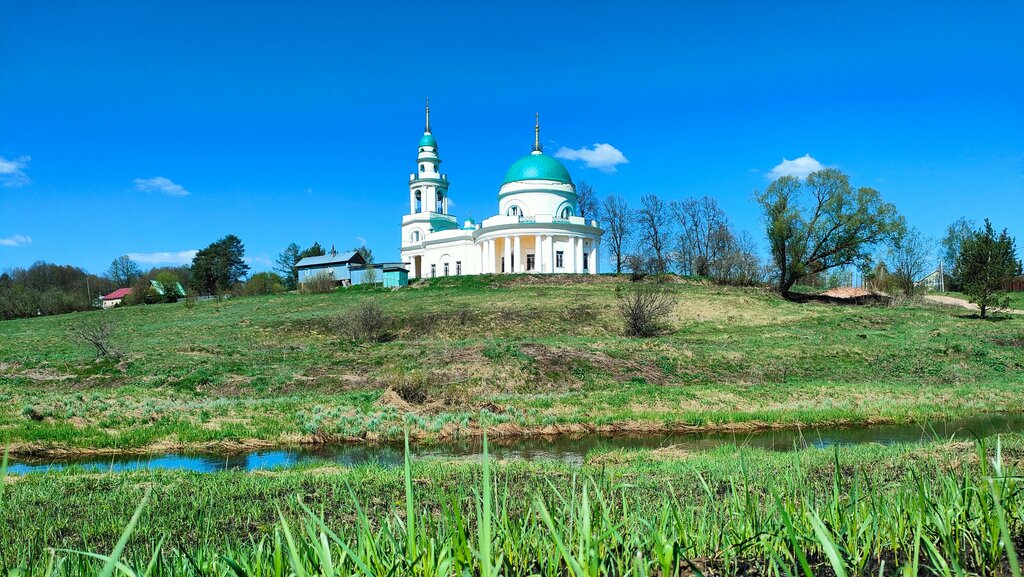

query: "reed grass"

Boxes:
[2, 434, 1023, 576]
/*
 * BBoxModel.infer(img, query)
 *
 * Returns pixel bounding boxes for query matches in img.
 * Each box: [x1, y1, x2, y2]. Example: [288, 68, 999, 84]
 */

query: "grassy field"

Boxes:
[943, 290, 1024, 311]
[2, 434, 1023, 575]
[1, 275, 1022, 455]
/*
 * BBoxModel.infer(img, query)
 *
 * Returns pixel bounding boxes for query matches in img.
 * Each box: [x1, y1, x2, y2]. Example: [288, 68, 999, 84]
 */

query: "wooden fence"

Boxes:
[1007, 277, 1024, 292]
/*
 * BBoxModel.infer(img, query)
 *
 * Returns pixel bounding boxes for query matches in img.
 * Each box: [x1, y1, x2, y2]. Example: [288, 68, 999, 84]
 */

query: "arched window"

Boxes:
[414, 190, 422, 212]
[436, 190, 444, 213]
[560, 206, 574, 219]
[411, 230, 421, 242]
[507, 205, 521, 217]
[420, 164, 425, 172]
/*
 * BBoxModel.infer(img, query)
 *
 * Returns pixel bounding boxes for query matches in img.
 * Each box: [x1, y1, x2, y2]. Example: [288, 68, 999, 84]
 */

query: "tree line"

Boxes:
[588, 169, 1020, 316]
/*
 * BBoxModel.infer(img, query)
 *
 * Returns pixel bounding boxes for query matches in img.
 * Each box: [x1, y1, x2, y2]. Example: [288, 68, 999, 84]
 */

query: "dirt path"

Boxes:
[924, 294, 1024, 315]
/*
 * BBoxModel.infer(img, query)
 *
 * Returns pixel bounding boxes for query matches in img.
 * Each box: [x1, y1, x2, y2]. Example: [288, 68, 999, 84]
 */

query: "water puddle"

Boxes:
[9, 413, 1024, 475]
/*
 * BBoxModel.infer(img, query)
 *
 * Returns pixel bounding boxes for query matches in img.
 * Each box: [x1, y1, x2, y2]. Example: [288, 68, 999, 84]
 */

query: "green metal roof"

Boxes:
[418, 133, 437, 147]
[502, 153, 572, 185]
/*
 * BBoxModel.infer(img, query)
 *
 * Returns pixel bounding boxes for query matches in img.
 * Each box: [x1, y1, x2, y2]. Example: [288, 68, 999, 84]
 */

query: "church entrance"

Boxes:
[413, 255, 422, 278]
[526, 253, 535, 271]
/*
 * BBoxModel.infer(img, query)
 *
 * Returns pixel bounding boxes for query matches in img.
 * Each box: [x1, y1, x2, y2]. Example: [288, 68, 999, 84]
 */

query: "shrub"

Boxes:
[301, 272, 337, 294]
[67, 315, 121, 358]
[337, 299, 390, 342]
[617, 281, 676, 337]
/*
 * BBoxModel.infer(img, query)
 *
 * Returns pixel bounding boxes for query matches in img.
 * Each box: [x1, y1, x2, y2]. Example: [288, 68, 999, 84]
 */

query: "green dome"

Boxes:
[502, 153, 573, 185]
[418, 133, 437, 148]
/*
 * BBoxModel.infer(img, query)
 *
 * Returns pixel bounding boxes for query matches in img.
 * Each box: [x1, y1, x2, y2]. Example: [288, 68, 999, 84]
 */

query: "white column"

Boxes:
[486, 240, 494, 273]
[513, 236, 522, 273]
[590, 240, 599, 274]
[551, 236, 558, 272]
[503, 237, 512, 273]
[534, 235, 542, 272]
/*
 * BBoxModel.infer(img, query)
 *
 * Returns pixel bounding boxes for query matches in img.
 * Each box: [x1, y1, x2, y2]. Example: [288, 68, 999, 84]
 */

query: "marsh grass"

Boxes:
[3, 435, 1024, 576]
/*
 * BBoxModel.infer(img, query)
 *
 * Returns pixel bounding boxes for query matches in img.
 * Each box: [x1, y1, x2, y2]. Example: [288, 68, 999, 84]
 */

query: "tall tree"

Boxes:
[106, 255, 142, 287]
[670, 196, 732, 277]
[940, 217, 975, 291]
[275, 243, 302, 291]
[600, 195, 633, 275]
[635, 194, 672, 274]
[886, 223, 932, 296]
[756, 168, 901, 299]
[575, 181, 600, 221]
[190, 234, 250, 295]
[957, 219, 1021, 318]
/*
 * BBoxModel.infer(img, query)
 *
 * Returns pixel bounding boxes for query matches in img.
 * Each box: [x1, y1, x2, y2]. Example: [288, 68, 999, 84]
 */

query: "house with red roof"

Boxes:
[101, 287, 132, 308]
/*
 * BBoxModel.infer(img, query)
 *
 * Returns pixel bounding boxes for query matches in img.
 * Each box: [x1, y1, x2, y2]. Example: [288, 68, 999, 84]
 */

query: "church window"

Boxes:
[456, 261, 462, 275]
[436, 191, 444, 213]
[444, 262, 449, 276]
[560, 206, 573, 219]
[415, 190, 422, 212]
[556, 251, 564, 269]
[583, 253, 589, 271]
[430, 264, 436, 278]
[507, 205, 521, 217]
[411, 230, 420, 242]
[420, 164, 425, 172]
[527, 254, 535, 271]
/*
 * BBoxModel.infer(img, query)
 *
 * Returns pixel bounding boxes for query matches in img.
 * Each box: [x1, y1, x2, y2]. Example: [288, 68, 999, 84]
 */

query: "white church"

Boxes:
[401, 103, 603, 279]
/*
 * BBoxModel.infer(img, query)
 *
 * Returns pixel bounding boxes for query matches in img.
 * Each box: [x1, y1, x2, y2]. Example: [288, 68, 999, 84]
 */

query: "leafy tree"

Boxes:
[275, 243, 302, 291]
[299, 242, 326, 260]
[352, 245, 374, 263]
[106, 255, 142, 287]
[153, 271, 183, 303]
[957, 219, 1021, 318]
[886, 224, 932, 297]
[600, 194, 633, 275]
[575, 180, 600, 221]
[940, 217, 975, 291]
[756, 168, 901, 299]
[189, 234, 250, 295]
[245, 272, 285, 296]
[635, 194, 672, 275]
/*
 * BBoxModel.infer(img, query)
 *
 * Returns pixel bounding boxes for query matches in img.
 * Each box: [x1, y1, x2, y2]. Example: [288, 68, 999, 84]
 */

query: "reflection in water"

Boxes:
[10, 413, 1024, 475]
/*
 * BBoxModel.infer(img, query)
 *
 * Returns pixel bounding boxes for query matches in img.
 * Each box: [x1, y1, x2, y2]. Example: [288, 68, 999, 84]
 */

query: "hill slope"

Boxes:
[1, 275, 1022, 454]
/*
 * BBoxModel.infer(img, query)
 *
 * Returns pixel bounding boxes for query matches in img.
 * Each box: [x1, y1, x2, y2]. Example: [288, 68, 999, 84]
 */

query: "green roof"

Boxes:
[502, 153, 573, 185]
[418, 133, 437, 148]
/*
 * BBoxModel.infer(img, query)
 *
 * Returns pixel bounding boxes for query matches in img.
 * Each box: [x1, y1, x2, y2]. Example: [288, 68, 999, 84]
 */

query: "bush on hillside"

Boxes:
[67, 315, 121, 358]
[337, 299, 390, 343]
[617, 281, 676, 337]
[301, 273, 337, 294]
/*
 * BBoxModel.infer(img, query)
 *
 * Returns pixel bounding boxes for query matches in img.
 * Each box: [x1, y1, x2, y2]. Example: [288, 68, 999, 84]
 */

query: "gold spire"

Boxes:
[533, 112, 542, 153]
[425, 97, 431, 133]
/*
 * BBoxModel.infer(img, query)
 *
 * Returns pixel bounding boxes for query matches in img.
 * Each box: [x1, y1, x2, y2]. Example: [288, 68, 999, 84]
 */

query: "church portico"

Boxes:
[400, 104, 603, 279]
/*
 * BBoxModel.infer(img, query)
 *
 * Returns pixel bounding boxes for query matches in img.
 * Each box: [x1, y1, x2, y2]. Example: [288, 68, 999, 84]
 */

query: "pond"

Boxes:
[9, 413, 1024, 475]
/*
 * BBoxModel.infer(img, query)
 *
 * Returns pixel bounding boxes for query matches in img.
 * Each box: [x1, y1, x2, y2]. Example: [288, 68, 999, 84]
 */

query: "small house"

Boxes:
[349, 262, 409, 286]
[382, 265, 409, 288]
[917, 268, 953, 292]
[296, 252, 365, 286]
[101, 288, 132, 308]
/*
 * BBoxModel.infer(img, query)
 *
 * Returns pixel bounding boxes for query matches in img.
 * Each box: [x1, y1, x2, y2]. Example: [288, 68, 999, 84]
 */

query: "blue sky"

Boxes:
[1, 1, 1021, 275]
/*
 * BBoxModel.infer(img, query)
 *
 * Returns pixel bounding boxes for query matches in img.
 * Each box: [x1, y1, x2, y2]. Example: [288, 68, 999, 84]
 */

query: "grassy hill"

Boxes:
[1, 274, 1022, 454]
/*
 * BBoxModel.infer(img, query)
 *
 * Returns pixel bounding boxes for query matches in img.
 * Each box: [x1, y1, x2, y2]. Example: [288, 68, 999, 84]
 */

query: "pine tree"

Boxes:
[957, 219, 1021, 318]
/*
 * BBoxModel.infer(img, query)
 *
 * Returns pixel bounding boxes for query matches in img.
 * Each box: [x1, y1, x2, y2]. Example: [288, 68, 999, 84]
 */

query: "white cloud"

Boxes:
[355, 236, 367, 246]
[0, 234, 32, 247]
[767, 154, 824, 180]
[553, 143, 629, 173]
[246, 255, 273, 267]
[0, 155, 31, 187]
[133, 176, 191, 196]
[126, 250, 198, 265]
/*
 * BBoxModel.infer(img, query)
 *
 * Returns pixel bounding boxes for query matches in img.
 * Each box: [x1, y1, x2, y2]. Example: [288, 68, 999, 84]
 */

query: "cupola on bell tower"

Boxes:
[408, 98, 450, 215]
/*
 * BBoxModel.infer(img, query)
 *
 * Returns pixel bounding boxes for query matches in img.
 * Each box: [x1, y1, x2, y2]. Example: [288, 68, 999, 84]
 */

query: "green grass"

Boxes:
[2, 433, 1023, 576]
[1, 275, 1022, 453]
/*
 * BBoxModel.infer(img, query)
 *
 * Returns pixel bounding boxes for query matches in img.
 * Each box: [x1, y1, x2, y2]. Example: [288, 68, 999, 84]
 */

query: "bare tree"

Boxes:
[886, 224, 932, 296]
[617, 281, 676, 337]
[714, 230, 764, 285]
[635, 194, 672, 274]
[106, 255, 142, 287]
[671, 196, 733, 277]
[68, 315, 120, 358]
[576, 180, 600, 222]
[600, 195, 633, 275]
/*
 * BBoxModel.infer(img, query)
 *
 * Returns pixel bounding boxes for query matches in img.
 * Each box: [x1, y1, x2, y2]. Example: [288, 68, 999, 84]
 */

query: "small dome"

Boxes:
[419, 133, 437, 148]
[502, 153, 573, 185]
